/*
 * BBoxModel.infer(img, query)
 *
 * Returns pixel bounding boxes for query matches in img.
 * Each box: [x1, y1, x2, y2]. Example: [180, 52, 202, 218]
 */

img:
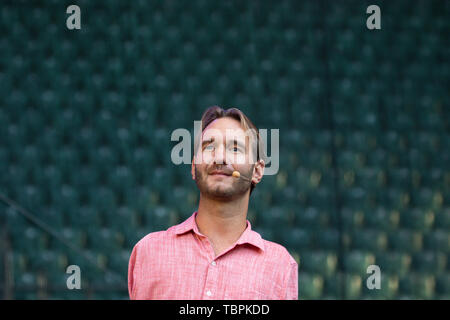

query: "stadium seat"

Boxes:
[350, 230, 388, 253]
[362, 274, 399, 300]
[436, 274, 450, 298]
[343, 251, 375, 274]
[344, 274, 362, 299]
[411, 252, 447, 274]
[424, 230, 449, 253]
[389, 230, 423, 253]
[314, 228, 340, 251]
[377, 252, 412, 277]
[322, 273, 343, 299]
[298, 273, 324, 300]
[399, 274, 436, 299]
[364, 207, 400, 231]
[300, 251, 338, 277]
[281, 228, 313, 250]
[400, 208, 435, 231]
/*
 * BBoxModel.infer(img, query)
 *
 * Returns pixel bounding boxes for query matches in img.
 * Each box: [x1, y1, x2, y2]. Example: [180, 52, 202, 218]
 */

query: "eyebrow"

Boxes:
[201, 137, 246, 150]
[228, 139, 246, 149]
[201, 137, 215, 148]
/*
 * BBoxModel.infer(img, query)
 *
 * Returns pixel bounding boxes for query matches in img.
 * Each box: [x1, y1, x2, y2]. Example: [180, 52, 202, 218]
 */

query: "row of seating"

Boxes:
[299, 271, 450, 300]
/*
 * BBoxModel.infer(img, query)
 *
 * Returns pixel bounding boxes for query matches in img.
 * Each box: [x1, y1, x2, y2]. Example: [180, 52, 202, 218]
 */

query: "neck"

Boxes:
[196, 192, 249, 246]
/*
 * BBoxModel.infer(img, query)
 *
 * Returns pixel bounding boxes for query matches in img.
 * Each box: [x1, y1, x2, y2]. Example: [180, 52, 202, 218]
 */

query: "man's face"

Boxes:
[192, 117, 257, 200]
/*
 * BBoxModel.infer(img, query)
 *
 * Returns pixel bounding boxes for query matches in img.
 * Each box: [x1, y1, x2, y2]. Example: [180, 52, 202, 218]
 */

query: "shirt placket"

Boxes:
[195, 233, 220, 300]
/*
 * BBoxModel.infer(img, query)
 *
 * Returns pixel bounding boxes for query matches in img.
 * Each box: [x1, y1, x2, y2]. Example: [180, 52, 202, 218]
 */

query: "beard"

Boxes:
[194, 165, 254, 201]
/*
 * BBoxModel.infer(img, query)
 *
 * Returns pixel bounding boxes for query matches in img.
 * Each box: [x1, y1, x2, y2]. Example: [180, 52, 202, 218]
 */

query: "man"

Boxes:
[128, 106, 298, 299]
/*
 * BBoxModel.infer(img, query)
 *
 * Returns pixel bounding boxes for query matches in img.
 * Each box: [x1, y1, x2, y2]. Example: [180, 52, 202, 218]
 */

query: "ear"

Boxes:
[191, 156, 196, 180]
[251, 159, 265, 185]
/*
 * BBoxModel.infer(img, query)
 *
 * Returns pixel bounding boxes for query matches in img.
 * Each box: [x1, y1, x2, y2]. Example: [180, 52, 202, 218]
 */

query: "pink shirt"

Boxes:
[128, 211, 298, 300]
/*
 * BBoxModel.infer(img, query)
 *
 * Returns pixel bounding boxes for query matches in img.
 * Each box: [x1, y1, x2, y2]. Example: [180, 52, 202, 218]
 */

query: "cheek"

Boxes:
[228, 152, 246, 165]
[195, 165, 207, 179]
[200, 151, 214, 164]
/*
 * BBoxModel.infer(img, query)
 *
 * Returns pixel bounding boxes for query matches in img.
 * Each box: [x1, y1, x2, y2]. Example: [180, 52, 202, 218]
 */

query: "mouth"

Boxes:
[209, 170, 231, 177]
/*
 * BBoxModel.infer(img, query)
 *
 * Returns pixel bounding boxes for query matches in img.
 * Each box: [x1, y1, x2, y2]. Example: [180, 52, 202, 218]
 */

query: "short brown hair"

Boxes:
[197, 105, 264, 195]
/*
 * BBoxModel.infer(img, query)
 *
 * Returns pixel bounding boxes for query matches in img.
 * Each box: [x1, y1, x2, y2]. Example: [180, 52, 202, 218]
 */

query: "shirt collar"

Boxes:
[174, 211, 265, 252]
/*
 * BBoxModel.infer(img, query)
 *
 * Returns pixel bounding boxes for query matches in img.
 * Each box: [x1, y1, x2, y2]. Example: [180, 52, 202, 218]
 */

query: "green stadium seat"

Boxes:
[387, 168, 410, 189]
[258, 206, 294, 231]
[355, 168, 386, 191]
[253, 217, 278, 237]
[338, 151, 366, 170]
[322, 273, 343, 299]
[424, 229, 449, 253]
[52, 184, 80, 219]
[11, 252, 28, 277]
[298, 273, 324, 299]
[420, 168, 446, 190]
[108, 165, 136, 197]
[412, 252, 447, 274]
[344, 273, 362, 299]
[281, 228, 313, 250]
[309, 187, 334, 211]
[436, 274, 450, 297]
[409, 148, 430, 170]
[143, 206, 175, 232]
[399, 273, 436, 299]
[51, 228, 87, 252]
[300, 251, 338, 277]
[15, 272, 37, 291]
[87, 227, 124, 254]
[52, 290, 89, 300]
[400, 208, 435, 231]
[340, 207, 364, 231]
[415, 188, 444, 211]
[87, 186, 117, 216]
[123, 227, 152, 250]
[343, 251, 375, 274]
[65, 249, 107, 286]
[41, 206, 64, 229]
[107, 250, 131, 277]
[435, 209, 450, 229]
[364, 207, 400, 231]
[314, 228, 340, 251]
[5, 207, 28, 235]
[27, 250, 68, 289]
[295, 207, 329, 230]
[350, 230, 388, 253]
[384, 188, 411, 211]
[366, 148, 387, 168]
[72, 166, 100, 195]
[376, 252, 412, 277]
[11, 226, 48, 256]
[106, 206, 139, 233]
[389, 230, 423, 253]
[362, 274, 399, 299]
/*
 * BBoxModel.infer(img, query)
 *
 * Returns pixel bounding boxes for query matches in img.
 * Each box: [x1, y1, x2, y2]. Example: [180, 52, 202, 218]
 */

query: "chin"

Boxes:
[210, 186, 234, 197]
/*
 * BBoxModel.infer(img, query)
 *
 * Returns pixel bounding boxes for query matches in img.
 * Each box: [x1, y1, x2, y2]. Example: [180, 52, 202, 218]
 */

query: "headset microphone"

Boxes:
[232, 170, 252, 182]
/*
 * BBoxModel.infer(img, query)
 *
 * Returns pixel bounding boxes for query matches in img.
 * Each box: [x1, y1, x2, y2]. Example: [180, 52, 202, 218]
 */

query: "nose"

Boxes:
[212, 144, 227, 165]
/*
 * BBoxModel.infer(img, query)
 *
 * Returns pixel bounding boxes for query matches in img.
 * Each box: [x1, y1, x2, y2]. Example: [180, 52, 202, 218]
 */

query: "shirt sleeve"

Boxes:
[285, 261, 298, 300]
[128, 244, 138, 300]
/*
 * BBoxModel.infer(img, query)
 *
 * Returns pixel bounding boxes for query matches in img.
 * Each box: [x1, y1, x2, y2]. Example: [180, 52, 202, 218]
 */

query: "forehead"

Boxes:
[202, 117, 246, 140]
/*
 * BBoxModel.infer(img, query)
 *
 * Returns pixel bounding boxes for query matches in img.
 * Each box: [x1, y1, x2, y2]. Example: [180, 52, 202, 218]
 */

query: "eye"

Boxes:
[231, 146, 243, 153]
[204, 145, 214, 151]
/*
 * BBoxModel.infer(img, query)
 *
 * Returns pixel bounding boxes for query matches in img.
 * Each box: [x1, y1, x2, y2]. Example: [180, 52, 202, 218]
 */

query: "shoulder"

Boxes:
[131, 216, 192, 254]
[132, 228, 174, 253]
[261, 238, 298, 267]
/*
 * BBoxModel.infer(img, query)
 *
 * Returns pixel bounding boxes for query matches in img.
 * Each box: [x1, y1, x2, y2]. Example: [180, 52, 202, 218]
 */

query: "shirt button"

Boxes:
[211, 261, 216, 266]
[206, 290, 212, 297]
